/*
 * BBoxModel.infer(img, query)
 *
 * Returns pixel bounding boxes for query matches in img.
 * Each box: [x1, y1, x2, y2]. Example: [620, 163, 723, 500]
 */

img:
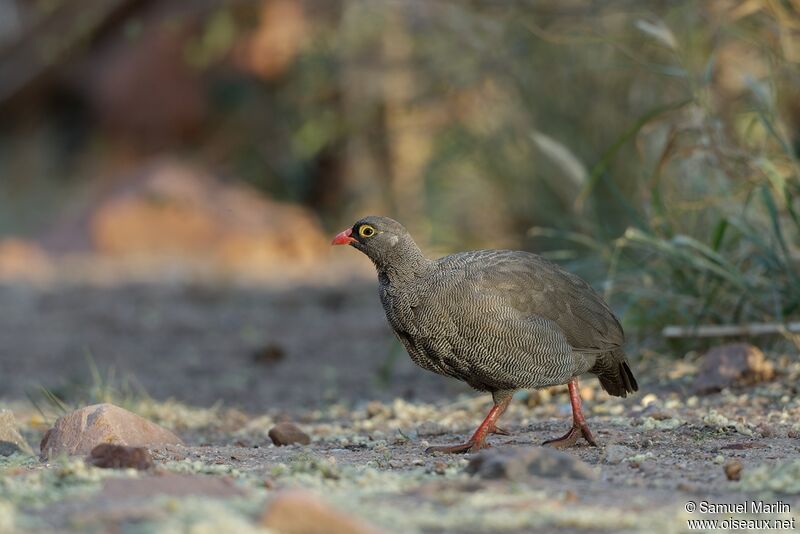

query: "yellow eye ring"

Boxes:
[359, 225, 376, 238]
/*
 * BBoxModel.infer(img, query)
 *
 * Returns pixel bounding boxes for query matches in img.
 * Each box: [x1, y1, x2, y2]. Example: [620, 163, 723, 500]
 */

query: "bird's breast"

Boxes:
[378, 280, 474, 383]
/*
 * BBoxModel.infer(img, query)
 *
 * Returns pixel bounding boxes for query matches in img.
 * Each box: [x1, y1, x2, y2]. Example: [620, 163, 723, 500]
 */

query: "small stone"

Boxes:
[724, 460, 743, 481]
[88, 444, 154, 470]
[788, 430, 800, 439]
[603, 444, 633, 465]
[0, 410, 34, 456]
[692, 343, 774, 395]
[261, 490, 381, 534]
[39, 403, 183, 459]
[253, 343, 286, 364]
[268, 422, 311, 446]
[466, 446, 598, 481]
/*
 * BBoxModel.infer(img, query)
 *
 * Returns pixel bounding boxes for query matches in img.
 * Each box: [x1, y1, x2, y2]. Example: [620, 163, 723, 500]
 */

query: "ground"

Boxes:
[1, 281, 799, 533]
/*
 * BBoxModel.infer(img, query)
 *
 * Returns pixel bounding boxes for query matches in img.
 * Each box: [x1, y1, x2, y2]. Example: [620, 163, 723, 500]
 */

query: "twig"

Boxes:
[662, 322, 800, 338]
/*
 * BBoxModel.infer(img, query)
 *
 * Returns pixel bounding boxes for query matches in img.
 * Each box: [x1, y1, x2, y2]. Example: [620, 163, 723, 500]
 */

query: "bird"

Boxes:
[332, 215, 638, 453]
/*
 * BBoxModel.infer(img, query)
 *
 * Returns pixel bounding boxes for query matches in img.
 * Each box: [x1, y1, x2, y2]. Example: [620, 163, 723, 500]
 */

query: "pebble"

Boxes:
[268, 422, 311, 446]
[724, 460, 743, 481]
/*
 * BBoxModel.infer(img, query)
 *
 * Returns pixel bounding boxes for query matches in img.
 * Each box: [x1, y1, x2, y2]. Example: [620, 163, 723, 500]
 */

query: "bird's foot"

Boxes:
[425, 440, 489, 454]
[542, 421, 597, 449]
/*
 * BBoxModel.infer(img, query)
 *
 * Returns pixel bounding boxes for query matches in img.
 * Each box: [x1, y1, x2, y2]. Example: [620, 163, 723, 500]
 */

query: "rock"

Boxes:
[603, 444, 633, 465]
[88, 444, 154, 470]
[0, 239, 51, 281]
[0, 410, 34, 456]
[252, 343, 286, 364]
[268, 422, 311, 446]
[724, 460, 743, 481]
[692, 343, 774, 394]
[466, 446, 598, 481]
[89, 160, 327, 275]
[261, 490, 380, 534]
[101, 473, 245, 499]
[40, 403, 183, 459]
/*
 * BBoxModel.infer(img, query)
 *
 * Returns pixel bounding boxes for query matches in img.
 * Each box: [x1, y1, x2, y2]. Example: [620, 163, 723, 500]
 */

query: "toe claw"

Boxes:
[579, 423, 597, 446]
[542, 423, 596, 448]
[426, 440, 489, 454]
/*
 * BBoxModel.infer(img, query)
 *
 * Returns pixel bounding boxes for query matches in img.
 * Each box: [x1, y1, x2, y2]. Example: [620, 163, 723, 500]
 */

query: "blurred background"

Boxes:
[0, 0, 798, 411]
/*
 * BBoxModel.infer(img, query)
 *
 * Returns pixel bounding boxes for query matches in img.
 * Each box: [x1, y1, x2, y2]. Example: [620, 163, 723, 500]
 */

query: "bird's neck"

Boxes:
[373, 245, 432, 285]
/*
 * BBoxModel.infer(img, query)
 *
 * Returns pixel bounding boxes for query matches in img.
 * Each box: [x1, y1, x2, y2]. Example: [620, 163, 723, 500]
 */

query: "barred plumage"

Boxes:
[333, 215, 639, 452]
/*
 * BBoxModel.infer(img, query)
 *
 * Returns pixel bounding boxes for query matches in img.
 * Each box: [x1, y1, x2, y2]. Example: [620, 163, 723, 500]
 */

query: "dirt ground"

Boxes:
[1, 279, 799, 533]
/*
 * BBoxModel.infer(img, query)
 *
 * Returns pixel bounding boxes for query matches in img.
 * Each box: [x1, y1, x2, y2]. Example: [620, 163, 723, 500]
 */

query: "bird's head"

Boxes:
[331, 215, 423, 271]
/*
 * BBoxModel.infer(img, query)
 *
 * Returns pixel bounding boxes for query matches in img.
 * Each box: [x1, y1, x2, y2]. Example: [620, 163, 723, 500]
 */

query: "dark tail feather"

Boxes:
[595, 353, 639, 398]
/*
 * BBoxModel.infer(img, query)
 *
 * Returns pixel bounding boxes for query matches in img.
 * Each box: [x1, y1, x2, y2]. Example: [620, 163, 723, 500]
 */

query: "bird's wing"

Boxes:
[451, 306, 581, 390]
[441, 250, 624, 352]
[408, 272, 584, 389]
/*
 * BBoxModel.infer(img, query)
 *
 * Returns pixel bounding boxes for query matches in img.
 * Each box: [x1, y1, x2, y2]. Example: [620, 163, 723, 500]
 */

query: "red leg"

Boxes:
[542, 378, 597, 448]
[426, 392, 513, 454]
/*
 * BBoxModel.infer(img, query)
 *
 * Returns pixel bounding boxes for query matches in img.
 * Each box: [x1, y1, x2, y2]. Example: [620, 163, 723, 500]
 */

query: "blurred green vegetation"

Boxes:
[0, 0, 799, 345]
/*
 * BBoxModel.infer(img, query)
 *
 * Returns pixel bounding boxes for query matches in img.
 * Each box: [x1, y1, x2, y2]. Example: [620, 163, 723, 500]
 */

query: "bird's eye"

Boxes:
[359, 225, 376, 238]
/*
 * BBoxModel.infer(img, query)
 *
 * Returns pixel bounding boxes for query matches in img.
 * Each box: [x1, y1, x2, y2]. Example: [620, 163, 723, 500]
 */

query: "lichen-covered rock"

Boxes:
[268, 422, 311, 446]
[88, 444, 154, 470]
[40, 403, 183, 459]
[466, 446, 598, 481]
[261, 490, 380, 534]
[692, 343, 774, 394]
[0, 410, 34, 456]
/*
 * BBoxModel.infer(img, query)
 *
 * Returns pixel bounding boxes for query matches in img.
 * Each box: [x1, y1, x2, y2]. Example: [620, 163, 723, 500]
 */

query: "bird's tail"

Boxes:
[592, 349, 638, 398]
